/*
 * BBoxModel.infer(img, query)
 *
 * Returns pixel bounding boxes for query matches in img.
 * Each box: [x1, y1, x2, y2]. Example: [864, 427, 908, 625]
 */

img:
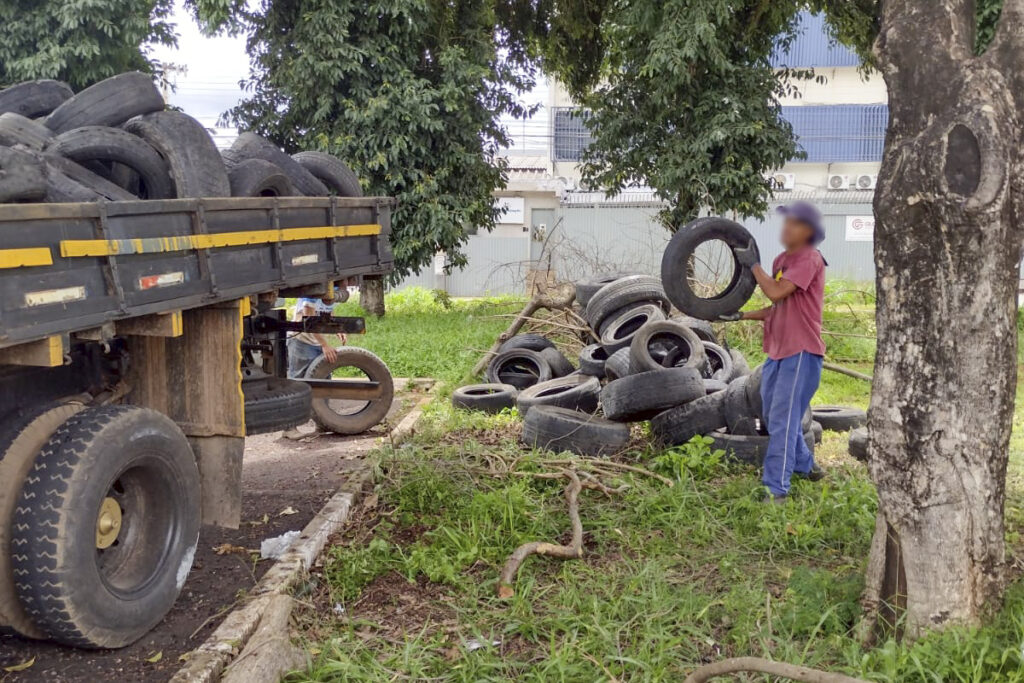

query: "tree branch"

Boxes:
[683, 657, 871, 683]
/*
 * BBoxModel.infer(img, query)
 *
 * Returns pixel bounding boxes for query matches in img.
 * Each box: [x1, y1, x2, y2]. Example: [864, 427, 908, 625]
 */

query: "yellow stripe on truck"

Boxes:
[0, 247, 54, 269]
[59, 224, 382, 258]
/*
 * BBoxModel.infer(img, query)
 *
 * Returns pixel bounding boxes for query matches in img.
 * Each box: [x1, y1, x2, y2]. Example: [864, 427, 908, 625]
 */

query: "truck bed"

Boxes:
[0, 196, 394, 349]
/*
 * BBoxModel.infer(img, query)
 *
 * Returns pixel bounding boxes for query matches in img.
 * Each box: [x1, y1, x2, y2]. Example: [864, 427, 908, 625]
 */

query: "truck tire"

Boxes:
[650, 391, 728, 446]
[0, 402, 86, 638]
[0, 79, 73, 118]
[485, 348, 552, 390]
[522, 405, 630, 457]
[292, 151, 362, 196]
[578, 344, 609, 377]
[539, 347, 574, 377]
[599, 303, 666, 353]
[628, 320, 706, 373]
[306, 347, 395, 434]
[45, 72, 164, 134]
[585, 275, 669, 330]
[704, 379, 729, 394]
[124, 111, 231, 198]
[811, 405, 867, 432]
[228, 158, 295, 197]
[498, 333, 555, 354]
[661, 217, 759, 320]
[229, 133, 329, 196]
[43, 153, 138, 201]
[0, 147, 47, 202]
[516, 374, 600, 418]
[452, 384, 517, 413]
[243, 376, 312, 435]
[604, 348, 633, 382]
[11, 406, 201, 648]
[575, 272, 633, 308]
[702, 342, 733, 381]
[602, 367, 704, 422]
[47, 126, 174, 199]
[0, 113, 54, 150]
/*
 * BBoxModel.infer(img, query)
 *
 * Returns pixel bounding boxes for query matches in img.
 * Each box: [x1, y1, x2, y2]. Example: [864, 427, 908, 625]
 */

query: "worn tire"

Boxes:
[578, 344, 609, 377]
[243, 376, 312, 435]
[702, 342, 734, 381]
[292, 151, 362, 196]
[704, 379, 729, 395]
[43, 153, 137, 200]
[727, 348, 752, 381]
[539, 347, 574, 377]
[604, 348, 633, 382]
[674, 316, 717, 344]
[45, 72, 164, 134]
[0, 113, 54, 150]
[599, 303, 667, 354]
[602, 367, 704, 422]
[0, 147, 47, 202]
[516, 375, 600, 418]
[11, 406, 201, 648]
[499, 334, 555, 354]
[0, 402, 86, 638]
[585, 275, 670, 330]
[0, 80, 73, 118]
[650, 391, 728, 446]
[628, 319, 706, 373]
[522, 405, 630, 457]
[124, 111, 231, 198]
[227, 158, 295, 197]
[812, 405, 867, 432]
[485, 348, 552, 390]
[575, 272, 633, 308]
[710, 430, 815, 466]
[746, 364, 764, 421]
[47, 126, 174, 199]
[661, 217, 759, 320]
[306, 348, 394, 434]
[229, 133, 328, 196]
[452, 384, 517, 413]
[811, 420, 823, 444]
[848, 428, 869, 462]
[724, 376, 758, 436]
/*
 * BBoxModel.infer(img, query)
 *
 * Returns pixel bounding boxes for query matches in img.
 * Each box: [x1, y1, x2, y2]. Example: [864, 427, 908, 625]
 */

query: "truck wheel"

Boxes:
[243, 376, 312, 435]
[11, 406, 201, 648]
[292, 151, 362, 197]
[0, 402, 86, 638]
[45, 72, 165, 134]
[306, 348, 394, 434]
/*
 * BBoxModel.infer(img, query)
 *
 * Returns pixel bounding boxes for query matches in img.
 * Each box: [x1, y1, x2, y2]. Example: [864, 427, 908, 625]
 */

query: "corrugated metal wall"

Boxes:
[770, 11, 861, 68]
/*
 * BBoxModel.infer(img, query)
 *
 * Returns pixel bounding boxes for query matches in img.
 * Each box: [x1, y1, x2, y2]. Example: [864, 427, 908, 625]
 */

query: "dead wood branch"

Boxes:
[498, 470, 584, 598]
[823, 361, 873, 382]
[683, 657, 870, 683]
[536, 458, 675, 488]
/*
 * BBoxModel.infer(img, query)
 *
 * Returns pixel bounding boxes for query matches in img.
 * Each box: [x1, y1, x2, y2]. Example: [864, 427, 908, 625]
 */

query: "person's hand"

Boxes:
[718, 312, 743, 322]
[733, 240, 759, 269]
[322, 345, 338, 363]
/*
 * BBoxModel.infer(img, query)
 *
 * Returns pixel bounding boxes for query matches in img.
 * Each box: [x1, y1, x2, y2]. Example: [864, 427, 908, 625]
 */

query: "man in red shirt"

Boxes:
[722, 201, 827, 502]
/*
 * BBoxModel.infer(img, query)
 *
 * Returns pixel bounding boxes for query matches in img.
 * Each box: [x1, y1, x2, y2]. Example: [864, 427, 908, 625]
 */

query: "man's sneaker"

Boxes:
[761, 490, 788, 505]
[796, 464, 827, 482]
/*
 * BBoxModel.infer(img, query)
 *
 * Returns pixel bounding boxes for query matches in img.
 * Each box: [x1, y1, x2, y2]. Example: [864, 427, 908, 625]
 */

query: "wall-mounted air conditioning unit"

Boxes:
[855, 174, 878, 190]
[769, 173, 796, 191]
[827, 174, 850, 191]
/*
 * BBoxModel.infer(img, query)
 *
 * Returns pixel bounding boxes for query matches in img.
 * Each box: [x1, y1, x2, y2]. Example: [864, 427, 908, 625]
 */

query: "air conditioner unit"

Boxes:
[827, 174, 850, 191]
[768, 173, 796, 191]
[855, 174, 878, 190]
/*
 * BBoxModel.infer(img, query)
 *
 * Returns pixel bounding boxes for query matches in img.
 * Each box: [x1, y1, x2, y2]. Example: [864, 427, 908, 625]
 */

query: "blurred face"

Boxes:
[780, 216, 814, 250]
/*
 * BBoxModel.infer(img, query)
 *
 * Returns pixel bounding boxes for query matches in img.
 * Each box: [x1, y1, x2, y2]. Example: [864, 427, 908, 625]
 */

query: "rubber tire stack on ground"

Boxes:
[522, 405, 629, 457]
[485, 348, 554, 390]
[812, 405, 867, 431]
[516, 375, 601, 417]
[452, 384, 518, 413]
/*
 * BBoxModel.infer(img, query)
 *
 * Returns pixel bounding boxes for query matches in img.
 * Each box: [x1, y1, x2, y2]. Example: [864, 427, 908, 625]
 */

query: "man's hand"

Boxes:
[718, 312, 743, 322]
[322, 345, 338, 363]
[733, 240, 759, 269]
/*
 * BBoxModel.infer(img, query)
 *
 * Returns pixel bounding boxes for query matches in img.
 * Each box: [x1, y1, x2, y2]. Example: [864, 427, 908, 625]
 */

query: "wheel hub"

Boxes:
[95, 496, 122, 549]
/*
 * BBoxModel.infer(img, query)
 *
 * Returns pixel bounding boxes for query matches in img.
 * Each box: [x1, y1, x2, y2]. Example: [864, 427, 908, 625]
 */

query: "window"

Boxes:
[770, 11, 860, 68]
[552, 107, 593, 162]
[781, 105, 888, 162]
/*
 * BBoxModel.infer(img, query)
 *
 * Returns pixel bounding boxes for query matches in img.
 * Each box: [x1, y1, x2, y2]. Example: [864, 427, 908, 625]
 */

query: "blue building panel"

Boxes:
[781, 104, 888, 163]
[771, 11, 861, 68]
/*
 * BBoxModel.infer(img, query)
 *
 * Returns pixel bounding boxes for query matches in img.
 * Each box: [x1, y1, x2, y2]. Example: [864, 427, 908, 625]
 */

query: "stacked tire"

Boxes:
[0, 72, 363, 204]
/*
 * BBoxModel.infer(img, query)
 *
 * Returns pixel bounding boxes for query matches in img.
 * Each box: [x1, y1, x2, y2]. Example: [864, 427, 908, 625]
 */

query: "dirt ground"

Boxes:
[0, 385, 422, 683]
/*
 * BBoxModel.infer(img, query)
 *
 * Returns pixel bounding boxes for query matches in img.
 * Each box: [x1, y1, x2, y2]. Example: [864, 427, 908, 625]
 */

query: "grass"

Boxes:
[282, 283, 1024, 682]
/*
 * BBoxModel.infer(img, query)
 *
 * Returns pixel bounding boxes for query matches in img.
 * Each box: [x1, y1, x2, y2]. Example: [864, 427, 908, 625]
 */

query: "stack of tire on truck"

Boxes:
[0, 73, 396, 650]
[454, 216, 866, 462]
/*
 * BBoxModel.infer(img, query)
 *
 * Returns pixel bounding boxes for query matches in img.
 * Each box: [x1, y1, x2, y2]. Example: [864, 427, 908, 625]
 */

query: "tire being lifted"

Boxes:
[661, 217, 759, 321]
[306, 347, 395, 435]
[11, 406, 201, 648]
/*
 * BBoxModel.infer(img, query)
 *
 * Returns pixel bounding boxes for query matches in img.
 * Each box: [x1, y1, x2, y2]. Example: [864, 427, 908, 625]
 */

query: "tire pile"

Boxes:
[0, 73, 362, 203]
[455, 217, 867, 462]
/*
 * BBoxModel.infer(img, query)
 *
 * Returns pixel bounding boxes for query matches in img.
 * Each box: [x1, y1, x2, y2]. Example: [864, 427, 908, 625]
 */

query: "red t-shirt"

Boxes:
[763, 247, 826, 360]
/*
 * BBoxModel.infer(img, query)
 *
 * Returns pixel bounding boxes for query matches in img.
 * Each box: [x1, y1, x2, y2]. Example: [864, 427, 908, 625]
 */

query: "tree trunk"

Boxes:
[359, 275, 386, 317]
[865, 0, 1023, 637]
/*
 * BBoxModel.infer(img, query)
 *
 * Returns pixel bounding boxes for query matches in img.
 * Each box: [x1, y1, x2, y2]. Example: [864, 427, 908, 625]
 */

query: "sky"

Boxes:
[149, 1, 551, 152]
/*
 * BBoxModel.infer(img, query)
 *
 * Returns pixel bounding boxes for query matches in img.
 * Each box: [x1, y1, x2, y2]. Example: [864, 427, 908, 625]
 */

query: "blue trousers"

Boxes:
[760, 351, 823, 496]
[287, 337, 322, 379]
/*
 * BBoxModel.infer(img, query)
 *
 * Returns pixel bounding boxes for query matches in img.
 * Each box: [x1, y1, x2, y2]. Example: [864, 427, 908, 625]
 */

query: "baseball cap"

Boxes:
[777, 201, 825, 245]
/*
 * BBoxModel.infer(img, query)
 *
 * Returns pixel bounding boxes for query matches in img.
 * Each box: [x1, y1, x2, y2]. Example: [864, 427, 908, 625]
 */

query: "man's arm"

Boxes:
[751, 265, 798, 304]
[741, 307, 771, 321]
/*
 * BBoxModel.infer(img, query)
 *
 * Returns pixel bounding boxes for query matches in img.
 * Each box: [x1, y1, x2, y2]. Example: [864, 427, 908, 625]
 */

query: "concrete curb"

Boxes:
[171, 381, 436, 682]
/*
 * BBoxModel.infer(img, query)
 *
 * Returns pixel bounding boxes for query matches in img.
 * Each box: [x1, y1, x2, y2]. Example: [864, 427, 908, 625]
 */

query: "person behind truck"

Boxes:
[286, 289, 348, 379]
[719, 201, 827, 503]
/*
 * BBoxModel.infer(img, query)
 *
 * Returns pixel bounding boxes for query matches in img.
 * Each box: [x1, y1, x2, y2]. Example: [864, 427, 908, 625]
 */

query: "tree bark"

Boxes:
[865, 0, 1022, 637]
[359, 275, 386, 317]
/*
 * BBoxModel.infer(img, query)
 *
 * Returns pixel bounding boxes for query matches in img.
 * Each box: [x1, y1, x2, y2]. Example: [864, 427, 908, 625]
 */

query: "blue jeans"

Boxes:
[287, 338, 322, 379]
[760, 351, 823, 496]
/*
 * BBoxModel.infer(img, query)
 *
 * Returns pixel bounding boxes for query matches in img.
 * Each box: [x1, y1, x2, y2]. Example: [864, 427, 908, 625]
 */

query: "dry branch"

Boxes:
[683, 657, 870, 683]
[823, 361, 873, 382]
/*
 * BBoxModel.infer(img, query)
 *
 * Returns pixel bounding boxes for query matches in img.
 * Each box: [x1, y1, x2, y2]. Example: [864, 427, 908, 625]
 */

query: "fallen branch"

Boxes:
[823, 361, 873, 382]
[536, 457, 675, 488]
[683, 657, 871, 683]
[497, 470, 584, 598]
